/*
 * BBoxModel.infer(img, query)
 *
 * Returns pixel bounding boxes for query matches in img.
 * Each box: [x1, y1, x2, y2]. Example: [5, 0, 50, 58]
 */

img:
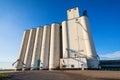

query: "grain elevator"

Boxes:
[15, 7, 99, 71]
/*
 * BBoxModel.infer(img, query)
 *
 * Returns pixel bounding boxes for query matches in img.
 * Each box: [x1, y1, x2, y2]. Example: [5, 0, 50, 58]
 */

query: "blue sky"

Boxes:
[0, 0, 120, 69]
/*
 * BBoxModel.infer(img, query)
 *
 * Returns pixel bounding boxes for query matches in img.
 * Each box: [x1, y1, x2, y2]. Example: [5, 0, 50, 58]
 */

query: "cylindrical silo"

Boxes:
[23, 28, 36, 70]
[15, 30, 30, 71]
[49, 23, 60, 70]
[62, 21, 69, 58]
[80, 15, 99, 69]
[31, 27, 43, 70]
[40, 25, 51, 70]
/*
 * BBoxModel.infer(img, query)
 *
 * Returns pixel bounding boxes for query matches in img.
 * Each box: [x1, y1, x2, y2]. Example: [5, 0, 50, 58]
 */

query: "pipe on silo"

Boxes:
[49, 23, 60, 70]
[23, 28, 36, 70]
[40, 25, 51, 70]
[15, 30, 30, 71]
[80, 16, 99, 69]
[31, 27, 43, 70]
[62, 21, 69, 58]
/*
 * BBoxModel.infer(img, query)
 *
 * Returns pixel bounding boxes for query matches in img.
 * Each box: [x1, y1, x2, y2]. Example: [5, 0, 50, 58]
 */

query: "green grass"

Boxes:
[0, 74, 11, 79]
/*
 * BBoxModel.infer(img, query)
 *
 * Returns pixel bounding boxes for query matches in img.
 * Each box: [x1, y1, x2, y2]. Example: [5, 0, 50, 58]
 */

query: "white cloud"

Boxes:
[99, 51, 120, 60]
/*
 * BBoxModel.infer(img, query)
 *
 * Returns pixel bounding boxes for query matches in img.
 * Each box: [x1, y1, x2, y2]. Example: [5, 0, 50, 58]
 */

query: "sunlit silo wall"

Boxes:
[23, 28, 36, 70]
[16, 7, 100, 71]
[62, 21, 69, 58]
[80, 16, 99, 68]
[16, 30, 30, 71]
[40, 25, 51, 70]
[61, 7, 99, 69]
[49, 23, 60, 70]
[31, 27, 43, 70]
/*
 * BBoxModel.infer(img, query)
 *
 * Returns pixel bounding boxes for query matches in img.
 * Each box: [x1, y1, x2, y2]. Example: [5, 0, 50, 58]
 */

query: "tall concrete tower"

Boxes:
[23, 28, 36, 70]
[15, 30, 30, 71]
[40, 25, 51, 70]
[61, 7, 99, 69]
[49, 23, 61, 70]
[15, 7, 99, 71]
[31, 27, 43, 70]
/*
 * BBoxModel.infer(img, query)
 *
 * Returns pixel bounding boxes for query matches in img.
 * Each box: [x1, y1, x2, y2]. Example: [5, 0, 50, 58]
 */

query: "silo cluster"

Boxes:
[15, 7, 99, 71]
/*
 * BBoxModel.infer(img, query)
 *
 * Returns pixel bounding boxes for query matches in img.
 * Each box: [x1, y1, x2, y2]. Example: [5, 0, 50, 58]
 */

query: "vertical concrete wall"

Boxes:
[16, 30, 30, 70]
[67, 7, 80, 20]
[62, 7, 99, 69]
[49, 23, 60, 70]
[16, 7, 99, 70]
[63, 7, 83, 58]
[31, 27, 43, 70]
[23, 28, 36, 70]
[63, 18, 82, 58]
[60, 58, 88, 69]
[40, 25, 51, 70]
[62, 21, 69, 58]
[74, 18, 87, 58]
[80, 16, 99, 68]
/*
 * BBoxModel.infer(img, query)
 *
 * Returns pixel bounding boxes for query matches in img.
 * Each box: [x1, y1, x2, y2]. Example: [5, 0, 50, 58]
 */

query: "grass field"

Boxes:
[0, 73, 11, 79]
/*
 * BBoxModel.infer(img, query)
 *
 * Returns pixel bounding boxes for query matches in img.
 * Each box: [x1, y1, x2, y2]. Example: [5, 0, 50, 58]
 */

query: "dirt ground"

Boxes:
[4, 70, 120, 80]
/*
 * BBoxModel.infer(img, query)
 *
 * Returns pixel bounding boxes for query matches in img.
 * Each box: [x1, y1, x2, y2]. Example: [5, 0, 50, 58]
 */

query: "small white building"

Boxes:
[60, 58, 87, 70]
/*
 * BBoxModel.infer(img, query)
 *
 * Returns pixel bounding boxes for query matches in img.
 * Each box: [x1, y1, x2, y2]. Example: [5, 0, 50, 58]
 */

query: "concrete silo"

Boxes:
[62, 21, 69, 58]
[49, 23, 60, 70]
[80, 10, 99, 68]
[15, 30, 30, 71]
[31, 27, 43, 70]
[60, 7, 88, 69]
[15, 7, 99, 70]
[40, 25, 51, 70]
[23, 28, 36, 70]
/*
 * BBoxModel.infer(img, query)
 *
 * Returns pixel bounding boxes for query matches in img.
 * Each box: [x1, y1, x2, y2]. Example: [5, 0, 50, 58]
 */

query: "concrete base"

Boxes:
[15, 67, 99, 71]
[60, 68, 88, 70]
[40, 68, 49, 70]
[22, 68, 31, 71]
[87, 68, 100, 70]
[31, 68, 39, 70]
[49, 68, 60, 70]
[15, 68, 22, 71]
[60, 58, 88, 69]
[87, 58, 99, 69]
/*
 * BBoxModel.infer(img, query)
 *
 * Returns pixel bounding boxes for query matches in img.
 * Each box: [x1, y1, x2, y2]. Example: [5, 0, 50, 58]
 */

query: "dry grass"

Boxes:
[0, 73, 11, 79]
[3, 70, 120, 80]
[65, 70, 120, 80]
